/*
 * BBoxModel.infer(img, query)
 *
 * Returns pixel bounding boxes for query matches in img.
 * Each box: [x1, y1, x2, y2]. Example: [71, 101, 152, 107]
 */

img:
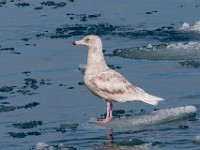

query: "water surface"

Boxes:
[0, 0, 200, 149]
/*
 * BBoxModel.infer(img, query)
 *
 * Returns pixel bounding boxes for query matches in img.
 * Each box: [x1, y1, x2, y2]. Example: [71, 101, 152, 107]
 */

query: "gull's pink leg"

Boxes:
[109, 102, 113, 120]
[96, 101, 113, 124]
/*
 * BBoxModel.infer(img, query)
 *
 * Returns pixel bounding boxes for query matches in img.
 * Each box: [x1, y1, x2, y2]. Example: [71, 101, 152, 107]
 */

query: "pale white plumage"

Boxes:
[73, 35, 164, 124]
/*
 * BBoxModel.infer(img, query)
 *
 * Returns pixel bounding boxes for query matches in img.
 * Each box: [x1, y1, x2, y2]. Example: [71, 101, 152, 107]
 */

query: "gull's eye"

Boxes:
[85, 38, 90, 42]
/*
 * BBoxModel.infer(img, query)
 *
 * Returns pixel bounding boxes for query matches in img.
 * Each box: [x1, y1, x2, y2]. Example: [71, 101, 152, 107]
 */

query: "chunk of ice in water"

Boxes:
[88, 117, 97, 123]
[113, 42, 200, 60]
[193, 21, 200, 32]
[36, 142, 66, 150]
[180, 22, 190, 31]
[36, 142, 48, 150]
[180, 21, 200, 32]
[78, 64, 87, 74]
[103, 106, 197, 129]
[193, 136, 200, 144]
[147, 44, 153, 49]
[166, 42, 200, 50]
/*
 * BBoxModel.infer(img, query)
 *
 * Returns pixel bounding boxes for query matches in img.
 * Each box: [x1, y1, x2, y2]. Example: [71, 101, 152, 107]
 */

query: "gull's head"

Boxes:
[73, 35, 102, 49]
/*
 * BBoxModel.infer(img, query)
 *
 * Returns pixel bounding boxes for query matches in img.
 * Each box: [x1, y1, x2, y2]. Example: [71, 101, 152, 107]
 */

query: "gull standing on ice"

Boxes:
[73, 35, 164, 124]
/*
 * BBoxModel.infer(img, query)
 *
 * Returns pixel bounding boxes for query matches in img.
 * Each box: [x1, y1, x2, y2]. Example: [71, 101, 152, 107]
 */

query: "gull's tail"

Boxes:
[140, 93, 164, 106]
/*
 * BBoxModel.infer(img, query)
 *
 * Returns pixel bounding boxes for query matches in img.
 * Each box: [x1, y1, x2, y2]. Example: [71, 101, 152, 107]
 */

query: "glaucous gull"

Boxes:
[73, 35, 164, 124]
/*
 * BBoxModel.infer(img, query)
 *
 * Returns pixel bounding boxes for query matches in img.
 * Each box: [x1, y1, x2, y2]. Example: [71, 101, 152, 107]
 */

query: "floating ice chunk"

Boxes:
[102, 106, 197, 129]
[49, 146, 54, 150]
[147, 44, 153, 49]
[58, 143, 64, 149]
[193, 136, 200, 144]
[36, 142, 67, 150]
[78, 64, 87, 75]
[88, 117, 97, 123]
[166, 42, 200, 50]
[180, 22, 190, 31]
[180, 21, 200, 32]
[193, 21, 200, 32]
[113, 41, 200, 60]
[36, 142, 48, 150]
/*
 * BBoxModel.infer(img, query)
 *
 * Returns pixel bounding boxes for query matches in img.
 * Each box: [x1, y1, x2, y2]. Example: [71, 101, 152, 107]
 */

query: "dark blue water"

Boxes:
[0, 0, 200, 149]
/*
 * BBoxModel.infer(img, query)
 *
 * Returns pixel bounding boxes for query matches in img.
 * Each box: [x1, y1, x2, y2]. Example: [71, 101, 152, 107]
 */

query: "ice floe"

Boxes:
[180, 21, 200, 33]
[102, 105, 197, 129]
[36, 142, 48, 150]
[166, 41, 200, 50]
[193, 136, 200, 144]
[113, 42, 200, 60]
[36, 142, 68, 150]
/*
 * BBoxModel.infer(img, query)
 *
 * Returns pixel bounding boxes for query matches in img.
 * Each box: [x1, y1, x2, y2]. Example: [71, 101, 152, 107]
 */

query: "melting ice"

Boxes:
[113, 42, 200, 60]
[101, 106, 196, 129]
[180, 21, 200, 33]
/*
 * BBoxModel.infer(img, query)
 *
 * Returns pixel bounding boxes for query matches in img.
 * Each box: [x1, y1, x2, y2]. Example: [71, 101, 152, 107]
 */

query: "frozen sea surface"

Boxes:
[0, 0, 200, 150]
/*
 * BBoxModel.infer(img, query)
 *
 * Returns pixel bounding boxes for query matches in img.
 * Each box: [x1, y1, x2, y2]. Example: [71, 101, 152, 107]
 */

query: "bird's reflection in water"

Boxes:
[104, 128, 147, 150]
[106, 128, 113, 145]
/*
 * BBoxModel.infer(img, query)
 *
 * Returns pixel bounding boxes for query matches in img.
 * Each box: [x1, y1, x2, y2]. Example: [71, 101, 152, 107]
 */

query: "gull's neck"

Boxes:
[86, 45, 108, 73]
